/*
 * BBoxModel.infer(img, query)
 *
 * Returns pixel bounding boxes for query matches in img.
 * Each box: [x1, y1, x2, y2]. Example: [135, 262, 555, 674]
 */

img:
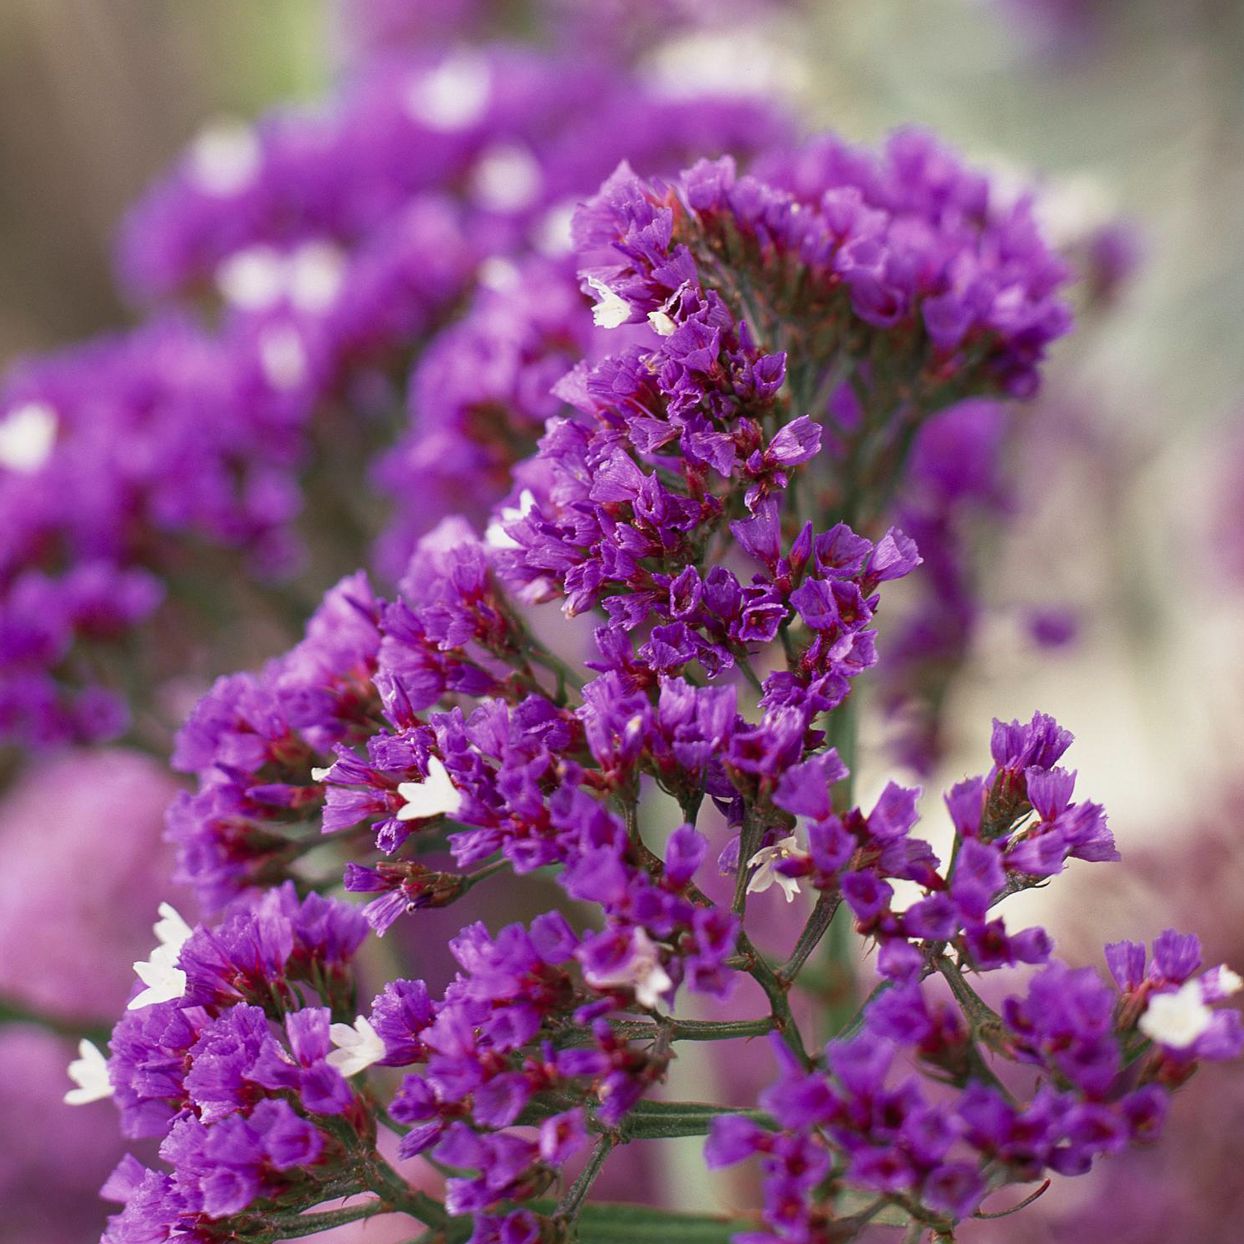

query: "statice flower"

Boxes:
[77, 123, 1238, 1244]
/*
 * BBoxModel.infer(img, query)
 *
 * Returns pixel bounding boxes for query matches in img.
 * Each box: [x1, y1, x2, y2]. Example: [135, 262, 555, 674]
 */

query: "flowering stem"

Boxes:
[812, 697, 860, 1033]
[733, 930, 811, 1066]
[556, 1134, 618, 1221]
[237, 1200, 391, 1240]
[362, 1153, 448, 1227]
[616, 1101, 773, 1141]
[732, 812, 766, 914]
[605, 1016, 777, 1043]
[934, 956, 1004, 1033]
[778, 893, 841, 985]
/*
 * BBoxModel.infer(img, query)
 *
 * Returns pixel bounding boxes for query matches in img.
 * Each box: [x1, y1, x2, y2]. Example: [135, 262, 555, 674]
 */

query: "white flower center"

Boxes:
[470, 143, 543, 213]
[583, 928, 673, 1010]
[396, 756, 462, 821]
[65, 1039, 113, 1105]
[189, 121, 261, 196]
[745, 835, 805, 903]
[217, 246, 286, 311]
[532, 200, 577, 257]
[326, 1015, 386, 1077]
[258, 325, 308, 391]
[1139, 979, 1214, 1049]
[128, 902, 193, 1010]
[405, 53, 491, 131]
[0, 402, 58, 473]
[287, 240, 346, 314]
[485, 489, 536, 550]
[648, 310, 677, 337]
[586, 277, 631, 329]
[1213, 966, 1243, 996]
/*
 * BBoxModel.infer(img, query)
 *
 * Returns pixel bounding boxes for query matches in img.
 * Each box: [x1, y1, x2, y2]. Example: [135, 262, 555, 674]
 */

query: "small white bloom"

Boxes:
[476, 257, 521, 292]
[152, 902, 193, 950]
[189, 121, 261, 196]
[405, 53, 491, 131]
[532, 200, 577, 257]
[1199, 964, 1243, 1002]
[216, 246, 285, 311]
[258, 325, 308, 391]
[288, 240, 346, 314]
[1139, 979, 1215, 1050]
[585, 276, 631, 329]
[0, 402, 58, 473]
[745, 836, 806, 903]
[128, 902, 193, 1011]
[310, 765, 333, 782]
[326, 1015, 386, 1078]
[485, 488, 537, 550]
[396, 756, 462, 821]
[470, 143, 543, 213]
[65, 1039, 113, 1105]
[583, 928, 673, 1010]
[646, 29, 809, 100]
[1216, 966, 1244, 995]
[647, 310, 677, 337]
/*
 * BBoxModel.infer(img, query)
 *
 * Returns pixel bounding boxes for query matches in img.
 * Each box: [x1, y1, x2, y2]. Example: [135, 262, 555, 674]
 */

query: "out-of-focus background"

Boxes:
[2, 1, 1244, 1240]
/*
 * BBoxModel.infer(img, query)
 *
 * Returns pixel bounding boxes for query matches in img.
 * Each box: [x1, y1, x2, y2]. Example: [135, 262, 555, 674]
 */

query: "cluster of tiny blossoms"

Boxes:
[0, 40, 787, 751]
[70, 127, 1242, 1244]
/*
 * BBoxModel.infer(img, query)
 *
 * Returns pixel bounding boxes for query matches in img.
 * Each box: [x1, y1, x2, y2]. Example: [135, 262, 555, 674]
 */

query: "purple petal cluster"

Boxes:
[710, 939, 1240, 1237]
[99, 887, 375, 1241]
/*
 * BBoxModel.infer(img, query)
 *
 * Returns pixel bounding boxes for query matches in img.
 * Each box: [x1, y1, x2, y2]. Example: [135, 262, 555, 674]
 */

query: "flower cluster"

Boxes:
[78, 886, 399, 1241]
[0, 44, 788, 752]
[67, 92, 1240, 1244]
[708, 933, 1240, 1240]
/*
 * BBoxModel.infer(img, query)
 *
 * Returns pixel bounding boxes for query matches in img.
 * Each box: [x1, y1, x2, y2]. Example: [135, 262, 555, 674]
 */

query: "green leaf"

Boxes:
[614, 1102, 773, 1141]
[534, 1201, 754, 1244]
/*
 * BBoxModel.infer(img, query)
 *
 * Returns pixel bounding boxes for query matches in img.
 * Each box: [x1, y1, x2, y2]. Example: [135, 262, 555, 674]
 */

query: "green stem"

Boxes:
[592, 1016, 776, 1044]
[614, 1100, 774, 1141]
[556, 1134, 617, 1221]
[778, 893, 841, 985]
[734, 930, 810, 1066]
[363, 1154, 447, 1227]
[237, 1200, 390, 1241]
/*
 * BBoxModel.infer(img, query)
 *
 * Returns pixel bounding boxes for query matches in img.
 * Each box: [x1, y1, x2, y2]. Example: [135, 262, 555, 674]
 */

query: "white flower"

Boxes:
[258, 325, 308, 392]
[189, 121, 261, 196]
[583, 928, 673, 1010]
[470, 143, 543, 213]
[216, 246, 285, 311]
[287, 240, 345, 314]
[746, 836, 806, 903]
[396, 756, 462, 821]
[326, 1015, 387, 1078]
[647, 309, 677, 337]
[1201, 964, 1244, 1001]
[65, 1039, 112, 1105]
[477, 257, 521, 292]
[585, 276, 632, 329]
[128, 902, 193, 1011]
[485, 488, 536, 549]
[0, 402, 58, 473]
[310, 765, 333, 782]
[1139, 979, 1214, 1049]
[405, 53, 491, 131]
[532, 200, 577, 257]
[646, 29, 809, 101]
